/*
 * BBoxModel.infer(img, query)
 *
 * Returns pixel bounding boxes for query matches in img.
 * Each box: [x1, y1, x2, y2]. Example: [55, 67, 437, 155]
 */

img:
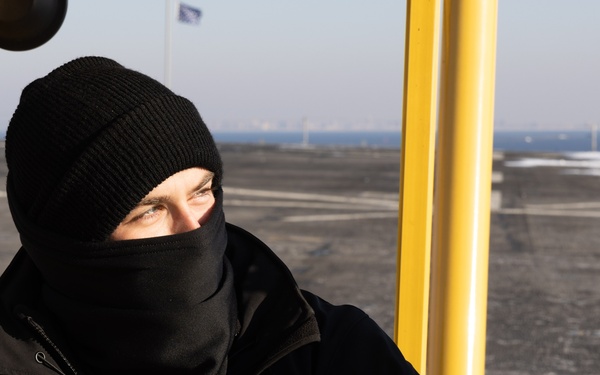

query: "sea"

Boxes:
[212, 130, 599, 153]
[0, 130, 595, 153]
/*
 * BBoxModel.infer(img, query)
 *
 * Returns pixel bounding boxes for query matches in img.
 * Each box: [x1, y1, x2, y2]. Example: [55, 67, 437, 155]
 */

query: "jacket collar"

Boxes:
[225, 223, 320, 373]
[0, 224, 320, 375]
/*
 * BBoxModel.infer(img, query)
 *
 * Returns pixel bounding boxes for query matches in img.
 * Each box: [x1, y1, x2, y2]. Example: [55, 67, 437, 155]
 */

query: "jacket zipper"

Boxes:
[35, 351, 67, 375]
[16, 311, 79, 375]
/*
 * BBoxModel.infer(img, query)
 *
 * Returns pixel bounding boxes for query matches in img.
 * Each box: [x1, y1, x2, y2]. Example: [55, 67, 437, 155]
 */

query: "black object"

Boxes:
[6, 56, 222, 241]
[0, 0, 68, 51]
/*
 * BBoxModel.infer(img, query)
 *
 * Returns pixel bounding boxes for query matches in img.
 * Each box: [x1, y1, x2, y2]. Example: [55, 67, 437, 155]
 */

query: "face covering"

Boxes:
[9, 186, 238, 375]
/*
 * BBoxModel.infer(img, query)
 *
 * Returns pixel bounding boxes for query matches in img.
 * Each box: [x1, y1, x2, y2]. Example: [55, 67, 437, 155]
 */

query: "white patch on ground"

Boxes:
[504, 152, 600, 176]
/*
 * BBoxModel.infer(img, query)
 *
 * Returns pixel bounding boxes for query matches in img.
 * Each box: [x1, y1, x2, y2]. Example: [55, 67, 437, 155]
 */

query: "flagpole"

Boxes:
[164, 0, 176, 89]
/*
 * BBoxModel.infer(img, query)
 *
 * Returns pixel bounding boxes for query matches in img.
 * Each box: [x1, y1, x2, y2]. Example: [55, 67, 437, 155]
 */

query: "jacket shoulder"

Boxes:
[301, 291, 419, 374]
[265, 292, 419, 374]
[223, 224, 418, 374]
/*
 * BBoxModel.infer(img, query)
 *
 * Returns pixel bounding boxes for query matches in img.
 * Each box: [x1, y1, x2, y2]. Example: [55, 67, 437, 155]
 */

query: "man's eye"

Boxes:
[133, 206, 162, 222]
[194, 188, 213, 198]
[144, 207, 159, 215]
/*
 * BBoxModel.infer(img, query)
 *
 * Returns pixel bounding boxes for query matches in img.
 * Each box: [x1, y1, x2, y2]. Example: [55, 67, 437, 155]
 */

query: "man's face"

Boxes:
[110, 168, 216, 241]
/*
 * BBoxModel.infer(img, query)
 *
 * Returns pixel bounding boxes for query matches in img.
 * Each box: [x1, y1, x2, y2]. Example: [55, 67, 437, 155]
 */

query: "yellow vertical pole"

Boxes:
[427, 0, 498, 374]
[395, 0, 441, 373]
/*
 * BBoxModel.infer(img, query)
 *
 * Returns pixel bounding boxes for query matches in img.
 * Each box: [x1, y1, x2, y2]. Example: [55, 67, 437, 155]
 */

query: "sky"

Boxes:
[1, 0, 600, 132]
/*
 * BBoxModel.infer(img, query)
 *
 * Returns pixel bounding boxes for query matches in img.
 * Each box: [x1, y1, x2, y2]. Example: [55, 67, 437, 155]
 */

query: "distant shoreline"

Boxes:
[211, 129, 598, 152]
[1, 129, 597, 152]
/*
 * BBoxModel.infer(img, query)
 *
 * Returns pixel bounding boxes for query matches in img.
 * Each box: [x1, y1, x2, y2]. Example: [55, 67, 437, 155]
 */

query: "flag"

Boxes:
[178, 3, 202, 25]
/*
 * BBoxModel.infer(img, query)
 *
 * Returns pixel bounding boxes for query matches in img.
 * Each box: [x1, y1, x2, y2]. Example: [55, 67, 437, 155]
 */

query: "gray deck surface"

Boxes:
[0, 143, 598, 374]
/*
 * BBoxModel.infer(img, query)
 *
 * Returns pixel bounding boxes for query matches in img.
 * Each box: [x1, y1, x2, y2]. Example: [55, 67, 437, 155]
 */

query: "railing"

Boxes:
[395, 1, 498, 374]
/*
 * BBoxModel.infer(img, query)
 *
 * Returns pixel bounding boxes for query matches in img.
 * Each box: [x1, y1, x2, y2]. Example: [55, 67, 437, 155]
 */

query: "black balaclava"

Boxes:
[5, 56, 237, 374]
[6, 56, 222, 242]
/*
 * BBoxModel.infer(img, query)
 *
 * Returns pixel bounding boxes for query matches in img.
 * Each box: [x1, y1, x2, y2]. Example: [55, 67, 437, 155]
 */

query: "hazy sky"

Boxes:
[2, 0, 600, 132]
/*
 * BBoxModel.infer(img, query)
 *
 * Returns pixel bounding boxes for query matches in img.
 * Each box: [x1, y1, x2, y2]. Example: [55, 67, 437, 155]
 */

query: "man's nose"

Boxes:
[172, 205, 201, 234]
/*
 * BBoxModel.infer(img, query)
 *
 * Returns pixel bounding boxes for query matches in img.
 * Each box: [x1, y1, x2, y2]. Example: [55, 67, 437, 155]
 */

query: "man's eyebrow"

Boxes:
[191, 173, 215, 194]
[137, 172, 215, 207]
[138, 196, 169, 206]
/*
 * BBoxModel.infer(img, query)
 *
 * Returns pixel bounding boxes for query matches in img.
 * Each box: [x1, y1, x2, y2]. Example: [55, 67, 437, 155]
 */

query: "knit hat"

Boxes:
[5, 56, 222, 242]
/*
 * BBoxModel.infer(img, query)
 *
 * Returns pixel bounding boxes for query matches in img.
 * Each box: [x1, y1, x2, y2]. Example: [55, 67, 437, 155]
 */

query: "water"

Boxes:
[213, 131, 400, 149]
[213, 130, 598, 152]
[493, 130, 596, 152]
[0, 130, 595, 152]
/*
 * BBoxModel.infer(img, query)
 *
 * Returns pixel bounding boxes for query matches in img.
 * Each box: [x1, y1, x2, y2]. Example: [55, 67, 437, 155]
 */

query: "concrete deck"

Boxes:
[0, 144, 598, 374]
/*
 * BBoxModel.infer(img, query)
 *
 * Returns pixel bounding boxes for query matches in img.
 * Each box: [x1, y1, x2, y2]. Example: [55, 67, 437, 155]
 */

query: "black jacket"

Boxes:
[0, 224, 417, 374]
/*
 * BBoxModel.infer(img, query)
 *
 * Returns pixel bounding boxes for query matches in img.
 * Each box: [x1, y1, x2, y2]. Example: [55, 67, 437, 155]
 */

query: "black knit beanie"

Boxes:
[5, 56, 222, 242]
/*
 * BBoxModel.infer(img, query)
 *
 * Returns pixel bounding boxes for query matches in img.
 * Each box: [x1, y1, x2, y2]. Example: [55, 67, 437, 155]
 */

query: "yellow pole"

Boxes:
[395, 0, 441, 373]
[428, 1, 498, 374]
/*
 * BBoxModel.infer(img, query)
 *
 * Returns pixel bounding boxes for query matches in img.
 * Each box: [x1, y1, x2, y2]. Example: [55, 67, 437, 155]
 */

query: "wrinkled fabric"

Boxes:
[0, 223, 418, 374]
[1, 187, 418, 374]
[8, 188, 237, 375]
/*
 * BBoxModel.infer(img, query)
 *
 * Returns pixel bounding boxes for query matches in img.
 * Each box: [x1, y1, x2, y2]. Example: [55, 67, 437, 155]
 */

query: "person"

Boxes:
[0, 56, 418, 375]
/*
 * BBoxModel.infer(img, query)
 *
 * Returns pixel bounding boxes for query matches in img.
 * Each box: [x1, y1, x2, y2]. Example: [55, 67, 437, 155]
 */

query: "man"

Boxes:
[0, 56, 418, 374]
